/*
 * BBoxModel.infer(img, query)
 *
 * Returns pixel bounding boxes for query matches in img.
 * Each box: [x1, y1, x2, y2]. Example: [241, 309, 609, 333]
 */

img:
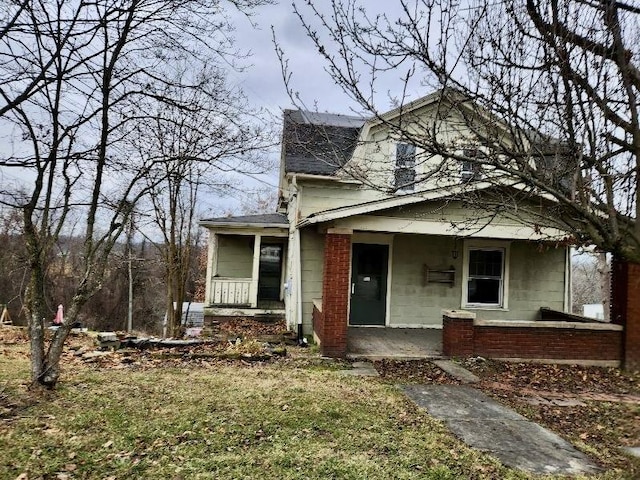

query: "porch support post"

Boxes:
[205, 232, 218, 305]
[320, 229, 352, 357]
[250, 234, 261, 308]
[611, 258, 640, 370]
[442, 310, 476, 357]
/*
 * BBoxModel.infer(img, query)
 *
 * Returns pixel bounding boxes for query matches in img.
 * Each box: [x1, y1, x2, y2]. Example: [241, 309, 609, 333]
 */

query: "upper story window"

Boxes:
[395, 143, 416, 191]
[460, 148, 485, 182]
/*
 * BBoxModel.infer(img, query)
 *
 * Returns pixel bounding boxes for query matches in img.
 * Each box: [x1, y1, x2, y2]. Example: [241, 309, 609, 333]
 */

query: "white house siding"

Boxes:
[390, 234, 566, 326]
[216, 235, 254, 278]
[298, 182, 384, 219]
[347, 101, 516, 193]
[507, 241, 566, 318]
[390, 234, 463, 326]
[375, 198, 541, 227]
[300, 228, 325, 335]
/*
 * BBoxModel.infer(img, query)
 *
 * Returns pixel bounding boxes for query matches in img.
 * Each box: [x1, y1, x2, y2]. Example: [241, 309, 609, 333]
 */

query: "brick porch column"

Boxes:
[442, 310, 476, 357]
[321, 230, 351, 357]
[611, 259, 640, 370]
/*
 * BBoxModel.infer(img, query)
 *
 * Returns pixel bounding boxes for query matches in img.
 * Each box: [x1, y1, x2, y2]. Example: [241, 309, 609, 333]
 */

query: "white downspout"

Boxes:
[295, 227, 303, 340]
[291, 175, 304, 340]
[564, 246, 572, 313]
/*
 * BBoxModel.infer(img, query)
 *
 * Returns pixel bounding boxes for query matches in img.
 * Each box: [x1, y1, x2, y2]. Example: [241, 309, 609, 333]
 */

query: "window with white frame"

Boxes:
[395, 143, 416, 191]
[464, 246, 507, 308]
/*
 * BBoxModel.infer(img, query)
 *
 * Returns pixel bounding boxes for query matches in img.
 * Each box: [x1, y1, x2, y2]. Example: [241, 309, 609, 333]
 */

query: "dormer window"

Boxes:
[395, 143, 416, 191]
[460, 148, 485, 182]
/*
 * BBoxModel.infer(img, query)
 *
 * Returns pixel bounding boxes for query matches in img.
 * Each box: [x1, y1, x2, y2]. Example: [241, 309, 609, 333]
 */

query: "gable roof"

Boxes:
[282, 109, 366, 176]
[200, 213, 288, 229]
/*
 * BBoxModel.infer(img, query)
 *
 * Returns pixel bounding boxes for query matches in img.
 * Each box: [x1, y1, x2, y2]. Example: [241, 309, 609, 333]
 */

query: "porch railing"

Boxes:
[210, 277, 253, 306]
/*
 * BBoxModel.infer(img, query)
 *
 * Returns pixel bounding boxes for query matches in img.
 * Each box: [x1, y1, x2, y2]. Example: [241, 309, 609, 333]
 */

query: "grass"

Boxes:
[0, 339, 633, 479]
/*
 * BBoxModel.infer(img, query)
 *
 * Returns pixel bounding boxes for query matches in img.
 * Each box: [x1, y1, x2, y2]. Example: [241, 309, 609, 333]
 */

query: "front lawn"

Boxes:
[0, 329, 635, 479]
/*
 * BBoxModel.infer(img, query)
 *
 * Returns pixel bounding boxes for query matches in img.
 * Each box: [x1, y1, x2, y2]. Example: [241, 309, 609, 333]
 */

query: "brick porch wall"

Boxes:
[611, 259, 640, 370]
[442, 311, 623, 364]
[473, 326, 622, 361]
[319, 233, 351, 357]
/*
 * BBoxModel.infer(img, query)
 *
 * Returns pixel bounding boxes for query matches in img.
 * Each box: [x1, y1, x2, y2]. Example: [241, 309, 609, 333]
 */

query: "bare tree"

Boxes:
[132, 67, 274, 338]
[572, 251, 610, 317]
[286, 0, 640, 262]
[0, 0, 271, 388]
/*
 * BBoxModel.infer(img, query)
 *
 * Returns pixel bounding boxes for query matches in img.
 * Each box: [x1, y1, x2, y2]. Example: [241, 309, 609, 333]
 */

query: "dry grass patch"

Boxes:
[0, 352, 518, 479]
[0, 334, 633, 479]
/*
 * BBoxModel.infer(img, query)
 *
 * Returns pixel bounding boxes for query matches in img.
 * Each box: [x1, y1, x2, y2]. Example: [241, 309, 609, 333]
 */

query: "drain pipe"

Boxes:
[290, 175, 305, 343]
[295, 227, 304, 342]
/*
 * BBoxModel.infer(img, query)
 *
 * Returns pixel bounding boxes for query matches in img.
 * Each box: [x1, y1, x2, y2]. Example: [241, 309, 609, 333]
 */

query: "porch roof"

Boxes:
[297, 179, 517, 227]
[200, 213, 289, 230]
[296, 180, 568, 241]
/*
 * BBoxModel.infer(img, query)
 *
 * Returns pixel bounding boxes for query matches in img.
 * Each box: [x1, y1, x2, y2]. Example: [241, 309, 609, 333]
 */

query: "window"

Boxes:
[460, 148, 485, 182]
[395, 143, 416, 191]
[463, 243, 509, 309]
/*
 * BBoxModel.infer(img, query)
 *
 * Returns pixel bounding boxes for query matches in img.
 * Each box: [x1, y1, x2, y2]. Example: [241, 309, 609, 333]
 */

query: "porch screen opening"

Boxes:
[467, 248, 504, 305]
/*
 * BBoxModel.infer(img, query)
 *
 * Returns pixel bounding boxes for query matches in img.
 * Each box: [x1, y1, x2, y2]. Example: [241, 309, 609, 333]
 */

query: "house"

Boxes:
[200, 90, 576, 358]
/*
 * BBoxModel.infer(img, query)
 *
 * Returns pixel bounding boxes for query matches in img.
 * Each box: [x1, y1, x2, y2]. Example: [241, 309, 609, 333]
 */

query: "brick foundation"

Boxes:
[319, 233, 351, 357]
[442, 311, 623, 365]
[611, 259, 640, 370]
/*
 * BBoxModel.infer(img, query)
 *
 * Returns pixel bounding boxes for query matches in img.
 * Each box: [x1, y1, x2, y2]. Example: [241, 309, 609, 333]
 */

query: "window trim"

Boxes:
[461, 240, 510, 310]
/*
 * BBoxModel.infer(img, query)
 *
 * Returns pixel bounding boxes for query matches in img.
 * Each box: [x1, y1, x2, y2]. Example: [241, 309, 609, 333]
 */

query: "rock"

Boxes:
[82, 351, 111, 362]
[269, 346, 287, 357]
[97, 332, 118, 342]
[73, 346, 88, 356]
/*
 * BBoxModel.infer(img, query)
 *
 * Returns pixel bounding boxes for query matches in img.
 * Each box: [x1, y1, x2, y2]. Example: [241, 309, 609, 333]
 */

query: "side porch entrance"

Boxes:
[349, 243, 388, 326]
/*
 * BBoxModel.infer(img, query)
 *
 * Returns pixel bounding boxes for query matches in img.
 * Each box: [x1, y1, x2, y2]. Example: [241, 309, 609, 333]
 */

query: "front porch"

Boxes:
[347, 327, 443, 360]
[200, 214, 290, 322]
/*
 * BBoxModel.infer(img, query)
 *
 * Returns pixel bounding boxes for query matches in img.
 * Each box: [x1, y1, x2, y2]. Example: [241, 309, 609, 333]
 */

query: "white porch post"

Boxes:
[205, 232, 218, 305]
[250, 234, 262, 307]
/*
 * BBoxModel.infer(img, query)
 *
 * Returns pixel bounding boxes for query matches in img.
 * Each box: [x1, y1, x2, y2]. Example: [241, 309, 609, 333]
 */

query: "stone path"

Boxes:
[433, 359, 480, 384]
[339, 361, 379, 377]
[403, 384, 600, 475]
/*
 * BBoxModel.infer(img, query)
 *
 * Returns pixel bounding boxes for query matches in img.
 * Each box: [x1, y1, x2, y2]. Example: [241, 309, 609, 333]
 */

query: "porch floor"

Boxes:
[347, 327, 443, 360]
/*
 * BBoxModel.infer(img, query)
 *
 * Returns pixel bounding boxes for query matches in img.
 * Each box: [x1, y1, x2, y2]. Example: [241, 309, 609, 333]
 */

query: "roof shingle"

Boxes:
[283, 109, 366, 176]
[200, 213, 288, 227]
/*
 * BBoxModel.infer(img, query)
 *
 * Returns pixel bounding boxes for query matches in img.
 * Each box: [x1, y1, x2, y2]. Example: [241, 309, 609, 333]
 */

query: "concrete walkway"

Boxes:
[347, 327, 442, 359]
[403, 385, 600, 475]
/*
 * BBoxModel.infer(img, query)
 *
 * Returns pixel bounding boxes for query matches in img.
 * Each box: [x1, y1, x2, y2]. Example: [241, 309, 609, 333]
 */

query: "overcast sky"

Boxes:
[227, 1, 424, 118]
[209, 1, 426, 213]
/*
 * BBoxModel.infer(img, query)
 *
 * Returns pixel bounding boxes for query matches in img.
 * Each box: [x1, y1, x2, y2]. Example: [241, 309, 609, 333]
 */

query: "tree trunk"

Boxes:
[597, 252, 611, 321]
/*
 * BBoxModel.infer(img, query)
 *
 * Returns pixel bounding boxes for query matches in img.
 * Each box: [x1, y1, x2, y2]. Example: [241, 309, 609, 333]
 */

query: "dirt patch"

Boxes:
[373, 359, 460, 384]
[459, 358, 640, 396]
[205, 317, 290, 338]
[0, 326, 29, 344]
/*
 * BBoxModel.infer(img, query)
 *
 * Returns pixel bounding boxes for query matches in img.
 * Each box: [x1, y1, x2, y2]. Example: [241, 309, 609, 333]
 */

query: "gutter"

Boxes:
[199, 221, 289, 229]
[285, 172, 362, 184]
